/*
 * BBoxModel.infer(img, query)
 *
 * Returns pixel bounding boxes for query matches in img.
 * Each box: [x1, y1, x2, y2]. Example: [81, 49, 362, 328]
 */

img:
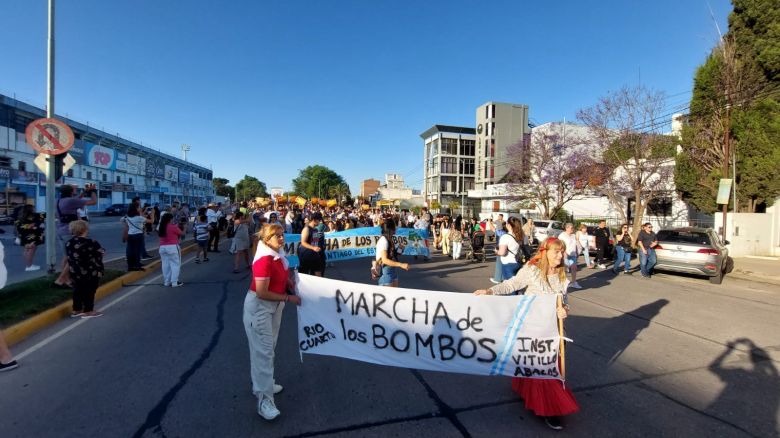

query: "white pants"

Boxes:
[243, 292, 284, 401]
[159, 244, 181, 285]
[451, 241, 462, 259]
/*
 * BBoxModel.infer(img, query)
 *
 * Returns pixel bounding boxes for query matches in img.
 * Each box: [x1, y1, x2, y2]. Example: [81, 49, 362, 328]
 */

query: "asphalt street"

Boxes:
[1, 240, 779, 437]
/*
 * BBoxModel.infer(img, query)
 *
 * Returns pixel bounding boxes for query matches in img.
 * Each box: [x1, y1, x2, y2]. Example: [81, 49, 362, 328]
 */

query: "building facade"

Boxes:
[0, 94, 215, 215]
[360, 178, 380, 198]
[475, 102, 531, 189]
[420, 125, 476, 215]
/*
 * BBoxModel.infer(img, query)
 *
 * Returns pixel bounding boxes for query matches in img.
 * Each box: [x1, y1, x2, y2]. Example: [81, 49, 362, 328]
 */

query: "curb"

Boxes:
[729, 270, 780, 287]
[2, 240, 201, 347]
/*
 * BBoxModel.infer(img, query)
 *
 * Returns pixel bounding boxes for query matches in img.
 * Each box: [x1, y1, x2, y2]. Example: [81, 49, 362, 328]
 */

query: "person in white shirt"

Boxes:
[558, 223, 582, 289]
[495, 216, 525, 279]
[206, 204, 222, 252]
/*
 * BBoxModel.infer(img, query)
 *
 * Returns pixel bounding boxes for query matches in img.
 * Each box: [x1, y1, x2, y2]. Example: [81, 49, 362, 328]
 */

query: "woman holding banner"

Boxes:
[474, 237, 579, 430]
[243, 223, 301, 421]
[375, 219, 410, 287]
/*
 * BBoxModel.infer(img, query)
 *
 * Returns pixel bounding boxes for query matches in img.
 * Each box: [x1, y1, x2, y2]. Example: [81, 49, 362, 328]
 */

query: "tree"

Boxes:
[212, 177, 234, 198]
[328, 182, 351, 204]
[676, 1, 780, 212]
[505, 126, 597, 219]
[291, 165, 350, 199]
[235, 175, 268, 202]
[578, 85, 678, 237]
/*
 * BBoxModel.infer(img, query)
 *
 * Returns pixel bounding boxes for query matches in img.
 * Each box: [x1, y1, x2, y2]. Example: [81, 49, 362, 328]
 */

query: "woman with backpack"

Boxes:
[495, 216, 525, 280]
[373, 219, 409, 287]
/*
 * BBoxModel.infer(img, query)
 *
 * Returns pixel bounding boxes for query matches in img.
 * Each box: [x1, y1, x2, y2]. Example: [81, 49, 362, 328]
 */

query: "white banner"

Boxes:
[296, 275, 563, 379]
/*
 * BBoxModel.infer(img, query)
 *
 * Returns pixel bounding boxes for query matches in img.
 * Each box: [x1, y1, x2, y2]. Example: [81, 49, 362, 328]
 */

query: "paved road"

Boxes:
[0, 216, 170, 285]
[1, 241, 779, 437]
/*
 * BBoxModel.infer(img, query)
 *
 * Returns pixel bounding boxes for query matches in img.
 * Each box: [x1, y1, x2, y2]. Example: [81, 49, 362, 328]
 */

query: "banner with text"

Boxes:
[296, 275, 563, 379]
[283, 227, 430, 268]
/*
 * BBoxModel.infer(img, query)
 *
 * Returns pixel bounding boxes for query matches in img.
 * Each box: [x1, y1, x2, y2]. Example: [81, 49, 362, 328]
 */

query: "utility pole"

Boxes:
[44, 0, 57, 273]
[721, 104, 731, 240]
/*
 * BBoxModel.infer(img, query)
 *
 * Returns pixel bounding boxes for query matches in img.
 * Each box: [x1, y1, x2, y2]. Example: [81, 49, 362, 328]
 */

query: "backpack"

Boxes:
[508, 234, 527, 265]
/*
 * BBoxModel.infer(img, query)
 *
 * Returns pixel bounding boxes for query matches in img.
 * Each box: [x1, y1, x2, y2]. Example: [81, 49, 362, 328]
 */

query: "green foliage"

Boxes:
[235, 175, 268, 201]
[430, 200, 441, 210]
[733, 97, 780, 209]
[730, 0, 780, 82]
[677, 0, 780, 212]
[212, 177, 234, 198]
[292, 165, 349, 199]
[552, 208, 571, 223]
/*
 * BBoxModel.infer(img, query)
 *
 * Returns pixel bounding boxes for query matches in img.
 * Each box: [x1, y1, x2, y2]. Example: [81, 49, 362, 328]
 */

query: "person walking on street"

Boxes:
[55, 184, 98, 288]
[15, 204, 44, 272]
[449, 220, 464, 260]
[206, 203, 222, 252]
[612, 224, 633, 274]
[243, 223, 301, 420]
[123, 204, 152, 272]
[0, 241, 19, 372]
[592, 220, 610, 268]
[490, 215, 507, 284]
[637, 223, 658, 278]
[193, 213, 211, 263]
[65, 220, 105, 318]
[440, 216, 451, 256]
[473, 237, 579, 430]
[231, 211, 252, 273]
[158, 212, 184, 287]
[495, 216, 525, 280]
[298, 212, 325, 276]
[575, 224, 594, 269]
[558, 223, 583, 289]
[374, 219, 410, 287]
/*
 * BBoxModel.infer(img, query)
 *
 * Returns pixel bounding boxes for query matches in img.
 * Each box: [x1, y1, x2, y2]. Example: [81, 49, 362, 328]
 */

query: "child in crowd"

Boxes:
[65, 220, 105, 319]
[194, 214, 211, 263]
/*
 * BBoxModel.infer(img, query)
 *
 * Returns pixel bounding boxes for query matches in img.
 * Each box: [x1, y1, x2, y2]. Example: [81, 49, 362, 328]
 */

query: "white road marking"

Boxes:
[16, 253, 197, 360]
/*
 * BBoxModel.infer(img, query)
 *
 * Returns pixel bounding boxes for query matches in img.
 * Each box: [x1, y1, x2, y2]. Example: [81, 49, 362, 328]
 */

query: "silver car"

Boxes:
[533, 220, 565, 245]
[654, 227, 733, 284]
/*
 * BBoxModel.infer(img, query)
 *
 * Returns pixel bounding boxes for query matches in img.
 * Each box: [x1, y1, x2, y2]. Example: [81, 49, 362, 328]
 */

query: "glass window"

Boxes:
[647, 197, 672, 216]
[459, 158, 474, 175]
[459, 140, 475, 156]
[116, 176, 121, 183]
[441, 157, 457, 173]
[86, 171, 92, 180]
[441, 138, 458, 155]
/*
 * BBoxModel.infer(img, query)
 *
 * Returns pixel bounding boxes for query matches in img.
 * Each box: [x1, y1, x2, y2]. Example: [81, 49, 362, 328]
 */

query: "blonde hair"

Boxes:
[257, 223, 284, 245]
[69, 220, 89, 236]
[528, 237, 568, 287]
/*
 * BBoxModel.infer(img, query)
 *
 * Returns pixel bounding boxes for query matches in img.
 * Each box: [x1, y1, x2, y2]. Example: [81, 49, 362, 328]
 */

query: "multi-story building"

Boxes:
[360, 178, 380, 198]
[0, 94, 215, 215]
[420, 125, 476, 215]
[475, 102, 531, 189]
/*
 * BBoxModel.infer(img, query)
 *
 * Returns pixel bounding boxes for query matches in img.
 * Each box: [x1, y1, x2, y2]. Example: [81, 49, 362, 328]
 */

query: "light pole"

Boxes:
[181, 143, 190, 161]
[44, 0, 57, 273]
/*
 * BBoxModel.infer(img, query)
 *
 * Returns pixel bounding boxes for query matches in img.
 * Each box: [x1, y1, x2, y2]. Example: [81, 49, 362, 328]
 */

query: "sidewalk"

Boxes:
[729, 255, 780, 286]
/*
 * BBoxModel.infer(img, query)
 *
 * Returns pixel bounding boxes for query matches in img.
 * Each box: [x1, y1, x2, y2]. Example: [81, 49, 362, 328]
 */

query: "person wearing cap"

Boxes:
[298, 212, 325, 276]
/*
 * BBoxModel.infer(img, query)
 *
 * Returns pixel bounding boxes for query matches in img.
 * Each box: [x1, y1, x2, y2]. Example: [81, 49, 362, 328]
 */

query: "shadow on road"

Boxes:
[707, 338, 779, 437]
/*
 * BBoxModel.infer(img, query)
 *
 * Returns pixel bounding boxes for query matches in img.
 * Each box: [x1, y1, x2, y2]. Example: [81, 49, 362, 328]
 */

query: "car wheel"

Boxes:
[725, 256, 734, 274]
[709, 269, 724, 285]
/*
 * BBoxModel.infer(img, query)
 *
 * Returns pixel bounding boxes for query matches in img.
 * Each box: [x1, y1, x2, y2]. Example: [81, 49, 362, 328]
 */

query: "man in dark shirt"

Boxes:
[593, 220, 610, 268]
[636, 222, 658, 278]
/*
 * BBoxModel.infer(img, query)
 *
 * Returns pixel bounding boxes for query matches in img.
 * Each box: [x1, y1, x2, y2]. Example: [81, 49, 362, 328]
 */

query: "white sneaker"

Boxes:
[171, 282, 184, 288]
[598, 264, 606, 269]
[570, 282, 583, 289]
[273, 384, 283, 394]
[257, 397, 280, 420]
[25, 265, 41, 272]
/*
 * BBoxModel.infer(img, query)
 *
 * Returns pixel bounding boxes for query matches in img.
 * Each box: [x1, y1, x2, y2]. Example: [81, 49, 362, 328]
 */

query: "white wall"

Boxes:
[716, 204, 780, 256]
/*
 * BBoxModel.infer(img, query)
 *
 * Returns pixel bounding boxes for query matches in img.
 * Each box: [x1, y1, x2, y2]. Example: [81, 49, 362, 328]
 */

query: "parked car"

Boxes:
[104, 204, 129, 216]
[586, 225, 615, 259]
[533, 220, 565, 245]
[654, 227, 733, 284]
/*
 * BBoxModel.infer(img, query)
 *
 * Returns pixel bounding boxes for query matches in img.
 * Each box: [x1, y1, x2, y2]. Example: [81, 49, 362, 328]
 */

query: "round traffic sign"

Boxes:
[25, 118, 75, 155]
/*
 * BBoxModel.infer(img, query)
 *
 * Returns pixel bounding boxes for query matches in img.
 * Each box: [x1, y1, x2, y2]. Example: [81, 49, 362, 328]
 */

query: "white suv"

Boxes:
[532, 220, 565, 245]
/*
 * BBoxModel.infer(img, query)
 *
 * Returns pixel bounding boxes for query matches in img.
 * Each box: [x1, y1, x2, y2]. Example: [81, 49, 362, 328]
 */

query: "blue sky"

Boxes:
[0, 0, 731, 194]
